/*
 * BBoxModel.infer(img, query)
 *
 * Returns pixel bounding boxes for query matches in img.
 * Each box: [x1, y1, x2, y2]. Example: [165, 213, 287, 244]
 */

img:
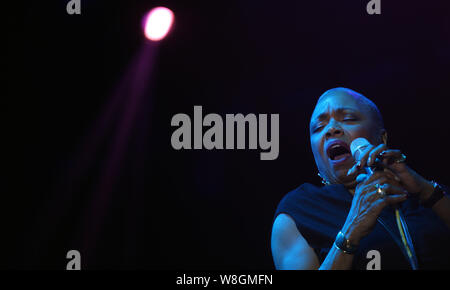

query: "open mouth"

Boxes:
[326, 140, 351, 162]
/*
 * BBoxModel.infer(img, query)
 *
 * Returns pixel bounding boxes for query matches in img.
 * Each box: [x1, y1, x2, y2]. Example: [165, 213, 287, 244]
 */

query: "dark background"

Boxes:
[4, 0, 450, 269]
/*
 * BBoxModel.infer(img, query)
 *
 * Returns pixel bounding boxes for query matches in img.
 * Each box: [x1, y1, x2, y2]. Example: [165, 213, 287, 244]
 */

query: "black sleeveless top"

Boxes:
[273, 183, 450, 269]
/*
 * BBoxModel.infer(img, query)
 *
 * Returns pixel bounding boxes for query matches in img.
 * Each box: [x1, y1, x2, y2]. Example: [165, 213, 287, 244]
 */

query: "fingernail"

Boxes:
[356, 161, 361, 169]
[347, 165, 356, 175]
[367, 157, 372, 165]
[395, 176, 401, 182]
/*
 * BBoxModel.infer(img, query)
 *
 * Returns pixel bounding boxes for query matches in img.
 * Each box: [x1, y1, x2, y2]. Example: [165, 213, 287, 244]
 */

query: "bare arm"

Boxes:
[271, 213, 353, 270]
[431, 196, 450, 229]
[272, 170, 407, 270]
[420, 181, 450, 229]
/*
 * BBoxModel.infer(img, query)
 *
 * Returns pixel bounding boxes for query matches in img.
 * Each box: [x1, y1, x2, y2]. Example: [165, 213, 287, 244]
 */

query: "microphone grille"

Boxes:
[350, 137, 371, 161]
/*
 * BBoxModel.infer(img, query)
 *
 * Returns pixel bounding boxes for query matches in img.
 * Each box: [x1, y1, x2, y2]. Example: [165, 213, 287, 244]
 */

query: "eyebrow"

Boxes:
[310, 107, 358, 126]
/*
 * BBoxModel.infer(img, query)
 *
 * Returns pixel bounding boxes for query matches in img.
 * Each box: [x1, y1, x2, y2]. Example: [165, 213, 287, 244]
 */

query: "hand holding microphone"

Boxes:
[348, 138, 403, 175]
[347, 139, 422, 269]
[339, 138, 409, 246]
[347, 137, 434, 202]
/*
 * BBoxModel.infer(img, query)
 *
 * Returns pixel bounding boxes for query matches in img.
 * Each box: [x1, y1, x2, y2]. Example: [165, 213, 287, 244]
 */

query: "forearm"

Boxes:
[420, 181, 450, 229]
[319, 226, 358, 270]
[430, 195, 450, 229]
[319, 243, 354, 270]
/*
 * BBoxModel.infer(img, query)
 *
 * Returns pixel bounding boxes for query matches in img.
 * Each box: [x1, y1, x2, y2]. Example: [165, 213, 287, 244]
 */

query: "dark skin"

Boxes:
[310, 90, 381, 188]
[310, 89, 439, 245]
[271, 88, 450, 269]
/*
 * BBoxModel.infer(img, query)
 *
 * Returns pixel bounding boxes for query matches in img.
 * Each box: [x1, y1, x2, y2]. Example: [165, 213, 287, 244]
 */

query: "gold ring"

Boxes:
[375, 184, 387, 198]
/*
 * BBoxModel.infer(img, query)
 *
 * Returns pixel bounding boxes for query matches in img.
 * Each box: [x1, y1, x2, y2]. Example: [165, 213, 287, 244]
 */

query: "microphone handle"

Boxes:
[363, 162, 419, 269]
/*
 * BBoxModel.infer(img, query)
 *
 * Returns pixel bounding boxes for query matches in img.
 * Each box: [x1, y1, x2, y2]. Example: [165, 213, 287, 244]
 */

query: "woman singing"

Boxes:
[271, 87, 450, 270]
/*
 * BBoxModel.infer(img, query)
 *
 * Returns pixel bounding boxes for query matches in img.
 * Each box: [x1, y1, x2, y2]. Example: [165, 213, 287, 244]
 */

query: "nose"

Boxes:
[325, 119, 343, 138]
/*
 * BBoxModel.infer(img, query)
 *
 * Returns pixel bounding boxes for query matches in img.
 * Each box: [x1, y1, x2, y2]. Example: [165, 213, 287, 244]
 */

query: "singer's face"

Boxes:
[310, 90, 383, 186]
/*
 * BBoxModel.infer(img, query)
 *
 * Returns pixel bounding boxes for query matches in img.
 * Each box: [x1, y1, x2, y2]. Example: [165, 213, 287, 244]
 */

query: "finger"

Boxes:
[380, 184, 408, 196]
[347, 159, 368, 176]
[348, 146, 398, 177]
[367, 144, 388, 167]
[379, 149, 403, 166]
[356, 173, 368, 183]
[364, 170, 389, 185]
[372, 194, 408, 213]
[383, 193, 409, 205]
[383, 167, 401, 182]
[363, 171, 402, 190]
[355, 144, 375, 171]
[366, 173, 403, 190]
[380, 149, 402, 157]
[347, 163, 359, 176]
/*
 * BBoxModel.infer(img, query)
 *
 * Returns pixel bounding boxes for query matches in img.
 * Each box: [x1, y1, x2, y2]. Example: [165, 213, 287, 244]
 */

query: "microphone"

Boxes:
[350, 138, 419, 269]
[350, 137, 384, 174]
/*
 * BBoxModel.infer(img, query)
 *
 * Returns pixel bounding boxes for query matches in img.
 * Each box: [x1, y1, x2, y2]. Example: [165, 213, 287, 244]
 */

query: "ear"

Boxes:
[380, 129, 388, 145]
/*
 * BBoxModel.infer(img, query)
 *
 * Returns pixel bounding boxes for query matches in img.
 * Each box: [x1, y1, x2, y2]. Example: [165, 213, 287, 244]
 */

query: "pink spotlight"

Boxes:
[143, 7, 174, 41]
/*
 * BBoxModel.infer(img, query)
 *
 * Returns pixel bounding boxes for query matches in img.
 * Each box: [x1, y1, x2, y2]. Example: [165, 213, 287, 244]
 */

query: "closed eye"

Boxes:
[312, 125, 324, 133]
[343, 114, 358, 122]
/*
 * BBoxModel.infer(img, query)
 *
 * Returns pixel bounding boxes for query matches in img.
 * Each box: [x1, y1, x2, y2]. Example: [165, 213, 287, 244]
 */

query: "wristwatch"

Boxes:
[334, 231, 358, 254]
[421, 181, 446, 208]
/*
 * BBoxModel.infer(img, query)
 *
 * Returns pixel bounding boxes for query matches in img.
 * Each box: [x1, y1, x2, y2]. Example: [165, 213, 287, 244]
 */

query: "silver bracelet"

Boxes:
[334, 231, 358, 254]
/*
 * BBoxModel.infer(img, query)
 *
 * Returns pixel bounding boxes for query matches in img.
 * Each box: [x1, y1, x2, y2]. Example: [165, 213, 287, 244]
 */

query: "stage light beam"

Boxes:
[144, 7, 174, 41]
